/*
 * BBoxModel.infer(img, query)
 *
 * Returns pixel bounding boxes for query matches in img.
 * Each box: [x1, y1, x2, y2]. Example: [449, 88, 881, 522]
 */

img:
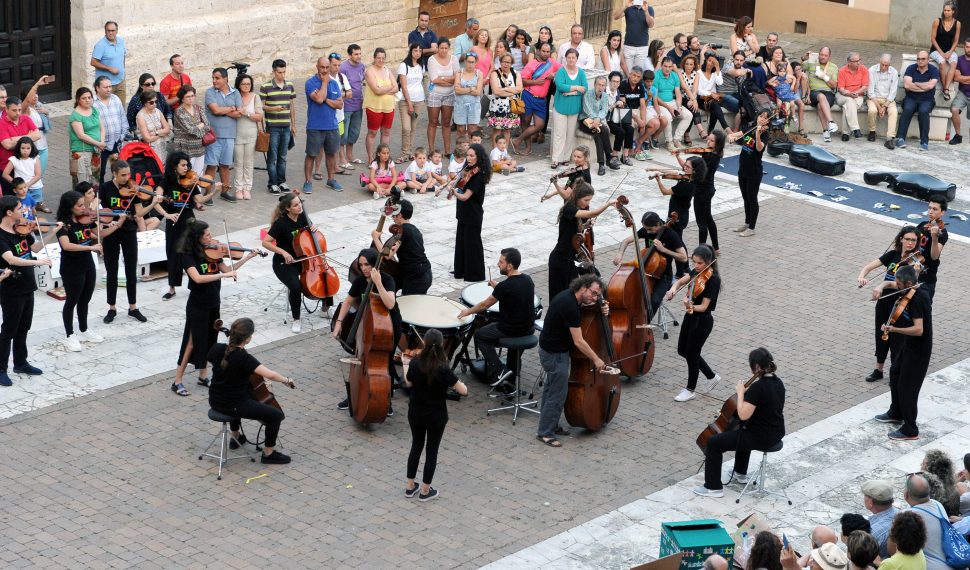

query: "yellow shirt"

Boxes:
[363, 65, 396, 113]
[878, 551, 927, 570]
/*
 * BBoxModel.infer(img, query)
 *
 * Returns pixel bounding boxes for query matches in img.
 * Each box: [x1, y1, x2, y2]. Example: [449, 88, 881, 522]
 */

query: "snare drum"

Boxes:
[397, 295, 475, 359]
[459, 281, 542, 319]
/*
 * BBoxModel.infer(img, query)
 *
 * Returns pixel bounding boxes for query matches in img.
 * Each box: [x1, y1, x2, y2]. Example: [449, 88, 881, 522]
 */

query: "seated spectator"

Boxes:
[578, 75, 617, 175]
[840, 513, 872, 538]
[957, 452, 970, 514]
[697, 53, 729, 133]
[489, 136, 521, 174]
[669, 33, 688, 68]
[636, 69, 666, 159]
[719, 51, 752, 131]
[730, 17, 760, 62]
[758, 32, 780, 62]
[836, 52, 869, 141]
[404, 147, 434, 194]
[861, 479, 899, 558]
[895, 51, 940, 151]
[679, 55, 708, 144]
[704, 555, 728, 570]
[904, 474, 950, 570]
[881, 511, 927, 570]
[948, 38, 970, 145]
[747, 530, 782, 570]
[798, 525, 838, 568]
[930, 1, 960, 101]
[785, 542, 848, 570]
[598, 30, 629, 76]
[648, 39, 666, 72]
[845, 530, 879, 570]
[923, 449, 962, 515]
[867, 54, 900, 148]
[802, 47, 840, 141]
[654, 57, 694, 151]
[606, 71, 635, 165]
[765, 48, 804, 131]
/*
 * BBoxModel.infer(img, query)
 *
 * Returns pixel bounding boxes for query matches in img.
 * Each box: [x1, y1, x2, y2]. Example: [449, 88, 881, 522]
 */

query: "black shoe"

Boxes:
[0, 372, 11, 387]
[885, 138, 895, 150]
[260, 450, 291, 464]
[405, 485, 420, 498]
[865, 369, 884, 382]
[13, 363, 42, 375]
[852, 129, 863, 138]
[229, 433, 248, 450]
[867, 131, 877, 142]
[220, 191, 238, 203]
[103, 309, 117, 323]
[128, 309, 147, 323]
[418, 487, 438, 501]
[337, 398, 350, 410]
[874, 413, 902, 424]
[490, 383, 516, 397]
[597, 164, 607, 176]
[841, 133, 850, 142]
[387, 404, 394, 417]
[950, 134, 963, 145]
[608, 158, 621, 170]
[489, 368, 512, 387]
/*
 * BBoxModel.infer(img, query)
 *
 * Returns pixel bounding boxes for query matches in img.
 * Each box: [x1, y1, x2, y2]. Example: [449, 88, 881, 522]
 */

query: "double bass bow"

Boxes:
[695, 363, 775, 452]
[349, 190, 402, 281]
[292, 205, 340, 301]
[564, 294, 622, 431]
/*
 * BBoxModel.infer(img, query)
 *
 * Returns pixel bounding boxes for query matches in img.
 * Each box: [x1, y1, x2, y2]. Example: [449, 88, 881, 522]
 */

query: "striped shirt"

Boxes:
[93, 93, 128, 149]
[259, 79, 296, 127]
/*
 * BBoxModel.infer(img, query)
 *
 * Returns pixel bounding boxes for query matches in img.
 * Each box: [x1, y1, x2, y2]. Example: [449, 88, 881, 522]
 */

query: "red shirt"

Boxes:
[159, 72, 192, 110]
[837, 65, 869, 93]
[0, 114, 37, 170]
[522, 58, 562, 99]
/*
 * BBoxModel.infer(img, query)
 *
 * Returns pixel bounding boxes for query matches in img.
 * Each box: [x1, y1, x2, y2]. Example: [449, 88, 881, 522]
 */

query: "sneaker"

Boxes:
[515, 166, 525, 173]
[596, 164, 606, 176]
[228, 433, 248, 450]
[841, 133, 850, 142]
[826, 121, 839, 133]
[949, 134, 963, 145]
[621, 155, 634, 166]
[865, 369, 884, 382]
[279, 183, 292, 192]
[339, 162, 353, 171]
[733, 473, 750, 484]
[405, 485, 420, 498]
[0, 372, 11, 386]
[373, 192, 382, 200]
[885, 138, 896, 150]
[852, 129, 863, 139]
[78, 330, 104, 343]
[387, 404, 394, 417]
[674, 389, 695, 402]
[103, 309, 117, 324]
[701, 373, 721, 394]
[418, 487, 439, 502]
[220, 191, 238, 203]
[327, 179, 343, 192]
[501, 168, 510, 176]
[692, 485, 724, 498]
[260, 450, 292, 464]
[888, 429, 919, 441]
[291, 319, 301, 333]
[635, 150, 653, 161]
[490, 383, 516, 398]
[13, 363, 42, 375]
[895, 138, 906, 148]
[738, 228, 756, 237]
[128, 309, 148, 323]
[490, 368, 513, 387]
[337, 398, 350, 410]
[302, 181, 313, 195]
[867, 131, 877, 142]
[823, 131, 831, 142]
[268, 184, 281, 194]
[665, 142, 678, 153]
[919, 142, 928, 151]
[733, 224, 748, 233]
[64, 335, 82, 352]
[873, 413, 902, 424]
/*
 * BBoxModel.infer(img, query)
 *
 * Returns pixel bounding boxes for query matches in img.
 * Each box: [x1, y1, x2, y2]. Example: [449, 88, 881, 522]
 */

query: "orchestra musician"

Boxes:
[694, 347, 785, 498]
[370, 199, 432, 295]
[613, 211, 688, 321]
[452, 143, 491, 283]
[674, 130, 725, 254]
[456, 248, 536, 392]
[651, 155, 706, 278]
[536, 274, 609, 448]
[261, 193, 312, 333]
[547, 180, 617, 300]
[540, 145, 592, 202]
[172, 219, 259, 397]
[665, 244, 721, 402]
[207, 317, 296, 465]
[914, 196, 948, 301]
[157, 152, 213, 301]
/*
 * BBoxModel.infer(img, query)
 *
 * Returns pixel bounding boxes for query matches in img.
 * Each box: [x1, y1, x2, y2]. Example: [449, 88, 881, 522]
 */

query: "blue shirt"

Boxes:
[623, 5, 655, 48]
[204, 87, 242, 139]
[904, 63, 941, 103]
[18, 196, 37, 221]
[408, 28, 438, 69]
[868, 506, 898, 559]
[91, 36, 127, 84]
[305, 75, 340, 131]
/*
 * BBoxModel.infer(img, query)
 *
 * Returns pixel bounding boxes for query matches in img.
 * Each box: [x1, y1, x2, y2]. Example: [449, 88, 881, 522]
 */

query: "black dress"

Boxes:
[548, 202, 581, 300]
[453, 170, 486, 282]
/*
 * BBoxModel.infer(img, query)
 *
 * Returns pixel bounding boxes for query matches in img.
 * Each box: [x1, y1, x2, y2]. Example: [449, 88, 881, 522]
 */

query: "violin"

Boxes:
[680, 146, 716, 155]
[204, 241, 267, 262]
[178, 170, 214, 189]
[696, 363, 775, 452]
[292, 207, 340, 301]
[14, 217, 58, 236]
[118, 180, 171, 203]
[686, 264, 714, 314]
[549, 165, 582, 183]
[76, 207, 125, 227]
[882, 285, 918, 341]
[649, 172, 691, 181]
[349, 193, 402, 282]
[564, 294, 622, 431]
[436, 164, 481, 199]
[213, 320, 288, 413]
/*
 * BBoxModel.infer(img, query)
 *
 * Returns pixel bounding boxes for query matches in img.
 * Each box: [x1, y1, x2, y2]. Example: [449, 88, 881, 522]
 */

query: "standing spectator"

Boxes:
[802, 46, 841, 141]
[159, 54, 192, 109]
[550, 49, 587, 168]
[503, 25, 519, 46]
[68, 89, 105, 187]
[730, 17, 760, 62]
[20, 76, 53, 212]
[512, 42, 559, 156]
[895, 50, 940, 151]
[171, 86, 211, 175]
[89, 21, 127, 100]
[453, 19, 480, 58]
[454, 53, 483, 138]
[328, 53, 352, 175]
[304, 57, 344, 194]
[408, 11, 438, 69]
[472, 29, 494, 81]
[948, 39, 970, 144]
[598, 31, 630, 76]
[427, 39, 460, 156]
[836, 52, 870, 141]
[488, 54, 522, 147]
[339, 44, 366, 170]
[204, 67, 242, 202]
[558, 25, 596, 71]
[135, 90, 171, 164]
[231, 74, 262, 201]
[397, 45, 425, 161]
[0, 97, 41, 195]
[654, 57, 694, 151]
[511, 30, 533, 72]
[260, 59, 296, 193]
[579, 76, 618, 175]
[867, 54, 899, 148]
[930, 1, 960, 101]
[93, 75, 128, 185]
[126, 73, 172, 132]
[614, 0, 655, 72]
[363, 48, 397, 166]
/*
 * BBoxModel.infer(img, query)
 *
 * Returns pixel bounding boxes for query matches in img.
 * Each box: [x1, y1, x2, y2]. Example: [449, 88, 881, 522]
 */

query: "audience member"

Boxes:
[882, 511, 927, 570]
[339, 44, 366, 169]
[204, 67, 242, 202]
[730, 17, 760, 62]
[159, 54, 191, 109]
[135, 90, 171, 164]
[578, 75, 617, 175]
[90, 21, 127, 100]
[904, 474, 949, 570]
[698, 53, 729, 133]
[948, 38, 970, 145]
[836, 52, 869, 141]
[488, 53, 522, 146]
[171, 86, 210, 176]
[454, 18, 479, 57]
[304, 56, 343, 194]
[558, 25, 596, 70]
[861, 479, 898, 558]
[68, 89, 104, 187]
[703, 554, 728, 570]
[840, 513, 871, 538]
[19, 77, 52, 211]
[408, 11, 438, 70]
[513, 42, 559, 156]
[802, 47, 840, 142]
[398, 44, 426, 162]
[798, 525, 838, 568]
[231, 73, 262, 200]
[747, 530, 782, 570]
[922, 449, 962, 515]
[511, 30, 533, 72]
[895, 50, 940, 151]
[867, 54, 900, 148]
[614, 0, 655, 72]
[549, 49, 587, 168]
[260, 59, 296, 194]
[930, 1, 960, 101]
[598, 31, 629, 76]
[845, 530, 879, 570]
[648, 38, 667, 71]
[363, 48, 396, 169]
[654, 57, 693, 151]
[758, 32, 780, 62]
[92, 75, 128, 188]
[427, 39, 460, 157]
[126, 73, 172, 134]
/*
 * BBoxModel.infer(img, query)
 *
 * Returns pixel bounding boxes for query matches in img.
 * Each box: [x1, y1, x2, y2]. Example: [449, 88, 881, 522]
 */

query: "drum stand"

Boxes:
[652, 304, 679, 340]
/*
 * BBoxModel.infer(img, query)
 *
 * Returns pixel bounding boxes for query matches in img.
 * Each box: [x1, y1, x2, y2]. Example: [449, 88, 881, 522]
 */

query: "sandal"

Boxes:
[943, 89, 951, 101]
[197, 377, 210, 387]
[162, 291, 176, 301]
[313, 173, 324, 180]
[536, 435, 562, 447]
[171, 382, 189, 396]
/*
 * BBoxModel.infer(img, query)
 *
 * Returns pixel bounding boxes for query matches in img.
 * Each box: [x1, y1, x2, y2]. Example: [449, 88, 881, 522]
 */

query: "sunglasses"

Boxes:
[906, 471, 924, 478]
[329, 52, 341, 60]
[145, 100, 157, 105]
[142, 82, 156, 87]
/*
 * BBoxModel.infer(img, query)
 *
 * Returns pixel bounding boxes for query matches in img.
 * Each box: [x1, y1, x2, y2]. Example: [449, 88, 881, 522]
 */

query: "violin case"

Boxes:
[863, 171, 957, 202]
[767, 142, 845, 176]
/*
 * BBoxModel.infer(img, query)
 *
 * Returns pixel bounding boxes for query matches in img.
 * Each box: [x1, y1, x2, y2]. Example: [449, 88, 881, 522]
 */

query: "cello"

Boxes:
[292, 207, 340, 301]
[212, 319, 288, 412]
[564, 294, 622, 431]
[631, 212, 679, 284]
[696, 363, 775, 453]
[348, 191, 402, 282]
[606, 196, 655, 378]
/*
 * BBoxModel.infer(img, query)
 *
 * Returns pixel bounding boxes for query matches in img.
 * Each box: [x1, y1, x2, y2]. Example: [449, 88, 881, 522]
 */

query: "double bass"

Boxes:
[349, 192, 402, 282]
[564, 295, 622, 431]
[607, 196, 655, 377]
[292, 208, 340, 301]
[696, 363, 775, 452]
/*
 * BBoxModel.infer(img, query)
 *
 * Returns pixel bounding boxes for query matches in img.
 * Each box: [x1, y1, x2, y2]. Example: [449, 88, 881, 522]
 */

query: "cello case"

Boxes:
[564, 301, 621, 431]
[863, 171, 957, 202]
[767, 142, 846, 176]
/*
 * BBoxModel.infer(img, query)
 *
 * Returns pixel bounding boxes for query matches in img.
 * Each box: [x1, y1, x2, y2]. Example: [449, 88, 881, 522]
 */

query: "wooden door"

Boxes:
[702, 0, 756, 24]
[0, 0, 71, 101]
[420, 0, 468, 45]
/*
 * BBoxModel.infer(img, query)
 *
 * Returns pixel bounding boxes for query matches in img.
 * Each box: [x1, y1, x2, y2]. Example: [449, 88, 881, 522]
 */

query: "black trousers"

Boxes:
[873, 295, 894, 364]
[0, 292, 33, 371]
[454, 222, 484, 282]
[670, 215, 689, 278]
[738, 170, 763, 230]
[475, 322, 510, 381]
[693, 190, 719, 250]
[179, 304, 220, 369]
[400, 267, 432, 296]
[577, 121, 612, 165]
[165, 217, 190, 288]
[61, 262, 96, 336]
[547, 251, 578, 301]
[406, 417, 446, 485]
[677, 311, 715, 391]
[704, 429, 780, 490]
[706, 101, 728, 132]
[609, 120, 635, 152]
[887, 343, 931, 437]
[214, 399, 285, 448]
[272, 259, 302, 320]
[102, 228, 138, 306]
[648, 274, 673, 322]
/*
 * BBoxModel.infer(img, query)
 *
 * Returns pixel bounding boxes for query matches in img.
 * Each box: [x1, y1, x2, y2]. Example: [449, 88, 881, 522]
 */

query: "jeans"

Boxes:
[720, 94, 740, 113]
[537, 348, 570, 437]
[266, 126, 291, 187]
[896, 98, 934, 145]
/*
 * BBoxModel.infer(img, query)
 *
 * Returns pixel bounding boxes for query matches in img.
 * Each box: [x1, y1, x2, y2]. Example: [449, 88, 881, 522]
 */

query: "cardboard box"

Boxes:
[731, 514, 772, 569]
[659, 520, 735, 570]
[631, 551, 684, 570]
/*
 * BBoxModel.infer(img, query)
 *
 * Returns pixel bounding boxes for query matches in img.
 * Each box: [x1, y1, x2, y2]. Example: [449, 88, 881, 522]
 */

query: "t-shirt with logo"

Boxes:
[618, 80, 647, 110]
[267, 212, 309, 263]
[160, 182, 196, 231]
[738, 131, 766, 170]
[57, 221, 97, 272]
[405, 160, 430, 183]
[878, 249, 922, 283]
[259, 79, 296, 127]
[100, 181, 147, 233]
[916, 221, 948, 285]
[638, 227, 685, 280]
[492, 273, 536, 336]
[0, 228, 35, 295]
[183, 252, 221, 308]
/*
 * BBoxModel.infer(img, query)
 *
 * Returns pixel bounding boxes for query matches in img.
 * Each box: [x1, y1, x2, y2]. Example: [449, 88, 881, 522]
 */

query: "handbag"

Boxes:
[510, 96, 525, 115]
[201, 127, 216, 147]
[914, 504, 970, 568]
[255, 128, 270, 153]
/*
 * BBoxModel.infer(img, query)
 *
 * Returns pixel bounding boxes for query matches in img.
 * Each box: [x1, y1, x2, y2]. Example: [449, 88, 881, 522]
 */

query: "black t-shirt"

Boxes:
[492, 273, 537, 336]
[915, 221, 947, 285]
[553, 203, 580, 256]
[182, 252, 222, 308]
[900, 287, 933, 353]
[208, 343, 261, 408]
[699, 153, 720, 195]
[687, 269, 721, 312]
[0, 229, 35, 295]
[100, 181, 146, 233]
[742, 374, 786, 442]
[638, 227, 685, 280]
[57, 220, 97, 270]
[738, 131, 766, 171]
[348, 272, 402, 334]
[456, 171, 486, 225]
[618, 80, 647, 110]
[267, 212, 309, 263]
[539, 289, 582, 353]
[566, 168, 592, 188]
[878, 249, 915, 283]
[669, 181, 694, 220]
[406, 359, 458, 425]
[396, 223, 431, 277]
[160, 182, 197, 231]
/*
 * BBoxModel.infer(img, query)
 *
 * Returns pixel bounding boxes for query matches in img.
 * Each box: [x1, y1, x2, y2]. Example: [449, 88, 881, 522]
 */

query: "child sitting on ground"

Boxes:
[489, 136, 524, 174]
[366, 143, 405, 199]
[404, 147, 435, 194]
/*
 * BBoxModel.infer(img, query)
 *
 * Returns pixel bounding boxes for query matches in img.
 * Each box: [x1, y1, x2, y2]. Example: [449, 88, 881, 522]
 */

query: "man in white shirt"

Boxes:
[866, 53, 899, 148]
[558, 25, 596, 71]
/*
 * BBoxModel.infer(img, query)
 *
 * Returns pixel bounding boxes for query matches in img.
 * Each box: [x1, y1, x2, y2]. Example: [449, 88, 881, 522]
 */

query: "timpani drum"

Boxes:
[459, 281, 542, 319]
[397, 295, 475, 359]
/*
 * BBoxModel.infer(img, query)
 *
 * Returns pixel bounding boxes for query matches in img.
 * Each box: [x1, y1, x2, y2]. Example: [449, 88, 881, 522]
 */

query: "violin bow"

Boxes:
[34, 211, 53, 263]
[222, 218, 237, 282]
[875, 282, 921, 301]
[602, 172, 630, 204]
[860, 250, 923, 287]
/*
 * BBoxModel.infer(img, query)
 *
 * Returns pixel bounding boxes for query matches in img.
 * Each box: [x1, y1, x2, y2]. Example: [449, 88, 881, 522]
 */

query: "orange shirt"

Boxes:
[159, 72, 192, 110]
[837, 65, 869, 93]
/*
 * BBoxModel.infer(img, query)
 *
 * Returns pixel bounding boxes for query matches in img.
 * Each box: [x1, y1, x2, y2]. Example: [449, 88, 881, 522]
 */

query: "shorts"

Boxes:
[204, 137, 234, 166]
[645, 106, 659, 121]
[952, 90, 970, 112]
[365, 108, 394, 131]
[523, 90, 547, 120]
[306, 129, 340, 157]
[426, 89, 455, 108]
[810, 90, 836, 108]
[453, 97, 482, 126]
[930, 50, 958, 65]
[341, 109, 362, 145]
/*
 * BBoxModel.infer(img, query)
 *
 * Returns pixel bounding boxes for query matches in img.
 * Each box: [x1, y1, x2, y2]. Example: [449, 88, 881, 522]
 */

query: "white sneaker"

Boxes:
[692, 485, 724, 498]
[64, 335, 82, 352]
[78, 330, 104, 343]
[674, 389, 695, 402]
[826, 121, 839, 133]
[701, 373, 721, 394]
[733, 473, 751, 484]
[822, 131, 831, 142]
[291, 319, 302, 333]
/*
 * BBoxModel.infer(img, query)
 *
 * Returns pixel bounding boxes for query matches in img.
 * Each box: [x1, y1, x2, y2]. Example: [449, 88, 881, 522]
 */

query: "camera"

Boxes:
[704, 51, 726, 67]
[229, 62, 250, 75]
[708, 43, 724, 50]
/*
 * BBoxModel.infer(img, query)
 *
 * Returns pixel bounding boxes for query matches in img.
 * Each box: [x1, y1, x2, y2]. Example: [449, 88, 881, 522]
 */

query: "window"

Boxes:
[580, 0, 612, 39]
